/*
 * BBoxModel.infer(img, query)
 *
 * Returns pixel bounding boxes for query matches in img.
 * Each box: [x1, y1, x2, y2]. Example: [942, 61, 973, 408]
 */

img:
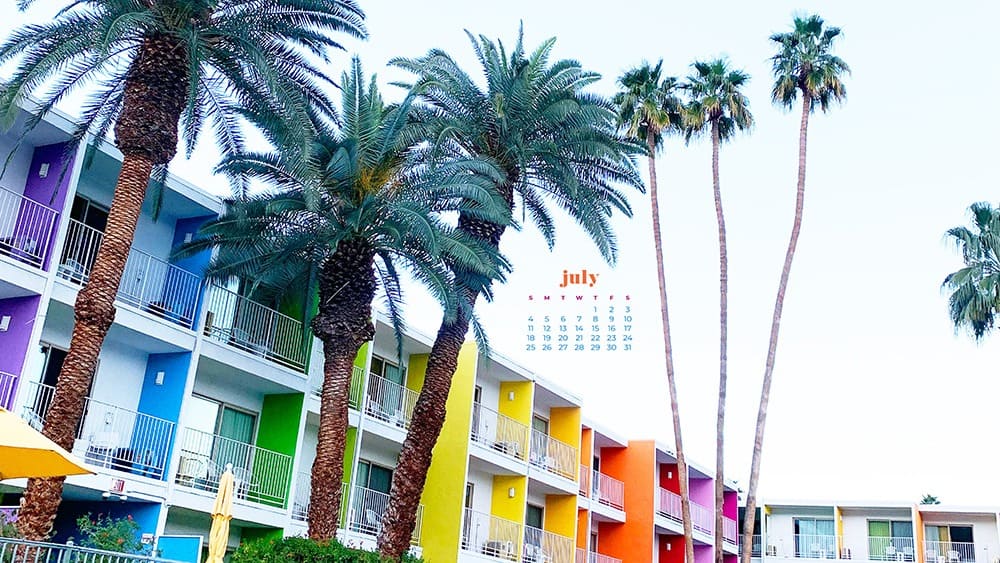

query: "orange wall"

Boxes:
[577, 509, 589, 549]
[580, 427, 593, 467]
[600, 440, 655, 562]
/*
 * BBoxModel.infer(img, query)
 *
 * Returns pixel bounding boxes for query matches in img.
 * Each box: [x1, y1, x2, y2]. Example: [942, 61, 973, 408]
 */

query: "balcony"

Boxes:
[523, 525, 573, 563]
[345, 485, 424, 545]
[22, 382, 175, 479]
[0, 371, 16, 408]
[690, 500, 713, 535]
[924, 541, 976, 563]
[749, 534, 761, 557]
[529, 429, 577, 480]
[471, 402, 529, 462]
[723, 516, 738, 545]
[290, 474, 348, 526]
[591, 469, 624, 511]
[203, 283, 307, 370]
[793, 535, 837, 559]
[576, 549, 623, 563]
[461, 508, 522, 561]
[174, 427, 293, 508]
[0, 185, 59, 270]
[363, 373, 418, 429]
[58, 219, 201, 328]
[657, 487, 682, 522]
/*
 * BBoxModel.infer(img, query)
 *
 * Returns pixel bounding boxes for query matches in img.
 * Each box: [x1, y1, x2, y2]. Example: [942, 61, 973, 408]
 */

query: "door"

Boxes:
[531, 416, 549, 465]
[525, 504, 545, 556]
[215, 406, 255, 471]
[471, 386, 484, 439]
[869, 520, 891, 560]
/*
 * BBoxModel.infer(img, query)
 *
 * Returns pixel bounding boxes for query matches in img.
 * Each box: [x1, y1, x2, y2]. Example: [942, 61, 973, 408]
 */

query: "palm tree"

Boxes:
[684, 58, 752, 563]
[3, 0, 366, 540]
[185, 58, 508, 540]
[376, 29, 644, 558]
[612, 60, 696, 563]
[943, 202, 1000, 340]
[742, 15, 848, 563]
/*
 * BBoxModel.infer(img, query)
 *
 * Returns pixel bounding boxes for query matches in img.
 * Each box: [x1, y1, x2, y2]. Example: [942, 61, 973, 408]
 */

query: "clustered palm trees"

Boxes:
[0, 3, 850, 562]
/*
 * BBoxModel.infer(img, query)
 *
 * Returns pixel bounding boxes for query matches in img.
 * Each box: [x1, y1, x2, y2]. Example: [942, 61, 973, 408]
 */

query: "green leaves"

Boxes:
[684, 58, 754, 144]
[769, 14, 850, 112]
[943, 202, 1000, 340]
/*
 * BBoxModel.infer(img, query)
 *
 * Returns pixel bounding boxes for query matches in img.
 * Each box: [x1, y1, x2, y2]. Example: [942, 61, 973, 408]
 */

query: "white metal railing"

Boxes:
[924, 541, 977, 563]
[0, 370, 16, 409]
[0, 185, 58, 269]
[750, 534, 762, 557]
[312, 366, 366, 410]
[346, 485, 424, 545]
[58, 219, 201, 328]
[579, 464, 590, 496]
[794, 535, 837, 559]
[723, 516, 738, 544]
[470, 402, 529, 462]
[592, 469, 624, 510]
[523, 525, 573, 563]
[0, 538, 183, 563]
[577, 550, 622, 563]
[174, 427, 292, 507]
[689, 500, 713, 534]
[203, 283, 306, 370]
[364, 373, 418, 429]
[865, 537, 916, 561]
[23, 382, 175, 479]
[529, 429, 577, 480]
[291, 475, 348, 526]
[461, 508, 521, 561]
[656, 487, 682, 521]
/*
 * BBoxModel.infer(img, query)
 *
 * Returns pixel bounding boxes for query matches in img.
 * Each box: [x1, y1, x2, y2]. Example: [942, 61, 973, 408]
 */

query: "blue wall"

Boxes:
[136, 353, 191, 481]
[49, 501, 160, 547]
[169, 215, 215, 325]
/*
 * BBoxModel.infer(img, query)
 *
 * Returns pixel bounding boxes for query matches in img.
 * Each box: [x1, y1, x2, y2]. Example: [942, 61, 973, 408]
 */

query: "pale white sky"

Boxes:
[6, 0, 1000, 505]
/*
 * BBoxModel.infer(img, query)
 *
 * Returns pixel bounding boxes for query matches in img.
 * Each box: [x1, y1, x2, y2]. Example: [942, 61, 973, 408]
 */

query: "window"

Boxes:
[590, 532, 598, 552]
[525, 504, 545, 555]
[464, 482, 474, 509]
[70, 196, 109, 232]
[186, 395, 257, 471]
[367, 355, 406, 422]
[357, 459, 393, 494]
[532, 415, 548, 435]
[925, 525, 974, 563]
[526, 504, 544, 529]
[868, 520, 914, 561]
[794, 518, 835, 559]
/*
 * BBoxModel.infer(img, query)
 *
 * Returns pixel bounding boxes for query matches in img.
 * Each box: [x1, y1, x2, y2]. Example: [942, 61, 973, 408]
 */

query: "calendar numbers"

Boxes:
[525, 300, 633, 352]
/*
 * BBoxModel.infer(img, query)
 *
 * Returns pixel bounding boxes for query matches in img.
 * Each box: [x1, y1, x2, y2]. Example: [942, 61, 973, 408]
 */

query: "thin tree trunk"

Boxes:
[712, 119, 729, 563]
[16, 154, 154, 540]
[308, 239, 377, 540]
[740, 92, 811, 563]
[646, 132, 694, 563]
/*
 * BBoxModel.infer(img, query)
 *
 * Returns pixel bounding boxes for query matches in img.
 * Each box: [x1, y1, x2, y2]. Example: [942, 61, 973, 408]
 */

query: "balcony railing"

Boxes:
[0, 186, 59, 270]
[523, 525, 573, 563]
[470, 402, 529, 462]
[0, 370, 16, 409]
[23, 382, 175, 479]
[576, 549, 623, 563]
[0, 537, 181, 563]
[656, 487, 682, 521]
[529, 429, 577, 480]
[291, 474, 348, 526]
[592, 469, 624, 510]
[203, 283, 307, 370]
[690, 500, 714, 535]
[723, 516, 738, 545]
[58, 219, 201, 328]
[924, 541, 977, 563]
[749, 534, 761, 557]
[579, 464, 590, 496]
[312, 366, 366, 411]
[174, 427, 292, 507]
[794, 535, 837, 559]
[364, 373, 418, 429]
[461, 508, 521, 561]
[346, 485, 424, 545]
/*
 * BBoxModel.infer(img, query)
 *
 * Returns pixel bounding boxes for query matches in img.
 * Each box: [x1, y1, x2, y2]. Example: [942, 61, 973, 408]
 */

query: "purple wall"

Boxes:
[16, 143, 75, 270]
[689, 477, 713, 507]
[0, 295, 40, 408]
[695, 544, 713, 563]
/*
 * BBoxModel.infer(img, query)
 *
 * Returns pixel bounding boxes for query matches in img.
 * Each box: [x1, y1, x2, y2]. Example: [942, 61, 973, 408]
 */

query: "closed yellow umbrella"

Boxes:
[206, 463, 235, 563]
[0, 407, 93, 480]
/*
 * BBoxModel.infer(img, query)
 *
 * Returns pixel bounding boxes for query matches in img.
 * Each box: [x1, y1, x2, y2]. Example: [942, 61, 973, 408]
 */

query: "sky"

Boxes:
[5, 0, 1000, 505]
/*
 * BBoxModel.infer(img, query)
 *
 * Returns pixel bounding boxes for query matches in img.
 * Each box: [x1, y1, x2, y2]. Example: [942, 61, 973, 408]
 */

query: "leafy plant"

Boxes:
[74, 514, 142, 554]
[0, 509, 18, 538]
[232, 536, 422, 563]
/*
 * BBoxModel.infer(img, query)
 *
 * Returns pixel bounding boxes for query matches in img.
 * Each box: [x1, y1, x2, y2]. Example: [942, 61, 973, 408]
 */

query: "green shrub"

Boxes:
[232, 537, 423, 563]
[0, 510, 18, 539]
[74, 513, 143, 553]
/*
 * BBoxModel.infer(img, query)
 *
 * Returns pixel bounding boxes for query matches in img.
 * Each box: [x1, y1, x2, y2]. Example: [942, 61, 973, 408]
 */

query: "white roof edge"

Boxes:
[581, 416, 629, 447]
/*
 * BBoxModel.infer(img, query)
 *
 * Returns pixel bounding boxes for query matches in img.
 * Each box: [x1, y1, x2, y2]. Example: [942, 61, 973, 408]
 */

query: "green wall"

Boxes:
[253, 393, 304, 508]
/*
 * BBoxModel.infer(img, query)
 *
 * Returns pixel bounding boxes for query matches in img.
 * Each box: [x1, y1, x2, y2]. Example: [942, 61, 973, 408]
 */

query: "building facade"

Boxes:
[0, 107, 739, 563]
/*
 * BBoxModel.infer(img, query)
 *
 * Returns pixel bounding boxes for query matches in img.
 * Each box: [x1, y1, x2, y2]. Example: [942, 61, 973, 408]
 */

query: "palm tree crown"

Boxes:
[943, 202, 1000, 340]
[613, 60, 684, 153]
[684, 59, 753, 141]
[770, 14, 850, 111]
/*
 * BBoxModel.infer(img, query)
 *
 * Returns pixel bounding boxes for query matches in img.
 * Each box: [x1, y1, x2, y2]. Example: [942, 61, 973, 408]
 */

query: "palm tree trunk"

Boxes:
[711, 120, 729, 563]
[740, 92, 811, 563]
[646, 132, 694, 563]
[16, 35, 188, 541]
[308, 239, 377, 540]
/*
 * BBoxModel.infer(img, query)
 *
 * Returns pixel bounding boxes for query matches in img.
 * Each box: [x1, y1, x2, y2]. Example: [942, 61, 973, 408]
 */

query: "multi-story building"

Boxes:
[0, 105, 739, 563]
[748, 501, 1000, 563]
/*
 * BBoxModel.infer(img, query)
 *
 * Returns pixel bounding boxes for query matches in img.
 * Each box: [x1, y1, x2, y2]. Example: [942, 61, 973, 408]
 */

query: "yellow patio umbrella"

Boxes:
[0, 406, 93, 480]
[206, 463, 235, 563]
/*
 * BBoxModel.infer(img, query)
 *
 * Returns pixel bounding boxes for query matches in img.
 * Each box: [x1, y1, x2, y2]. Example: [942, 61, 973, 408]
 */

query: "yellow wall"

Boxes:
[491, 474, 527, 523]
[550, 406, 582, 480]
[413, 342, 478, 563]
[498, 380, 533, 423]
[544, 494, 577, 537]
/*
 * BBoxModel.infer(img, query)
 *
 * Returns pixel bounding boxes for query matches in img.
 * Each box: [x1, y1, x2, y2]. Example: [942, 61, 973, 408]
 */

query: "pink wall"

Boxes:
[695, 543, 713, 563]
[724, 490, 738, 519]
[689, 477, 713, 507]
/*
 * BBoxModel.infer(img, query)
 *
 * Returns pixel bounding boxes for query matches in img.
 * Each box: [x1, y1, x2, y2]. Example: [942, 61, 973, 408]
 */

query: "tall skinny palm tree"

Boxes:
[742, 16, 848, 563]
[613, 60, 695, 563]
[943, 202, 1000, 340]
[376, 29, 643, 558]
[186, 58, 508, 540]
[684, 58, 752, 563]
[3, 0, 366, 540]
